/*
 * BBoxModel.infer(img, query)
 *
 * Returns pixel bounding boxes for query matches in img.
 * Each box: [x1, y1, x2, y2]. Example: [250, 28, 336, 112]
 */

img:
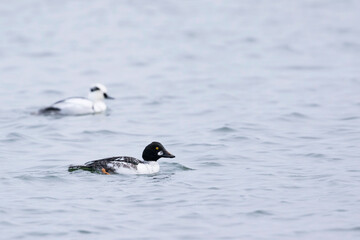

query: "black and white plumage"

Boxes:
[69, 142, 175, 174]
[39, 83, 114, 115]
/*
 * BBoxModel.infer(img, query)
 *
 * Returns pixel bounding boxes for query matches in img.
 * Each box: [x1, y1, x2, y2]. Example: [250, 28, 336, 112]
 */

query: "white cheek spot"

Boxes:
[158, 151, 163, 156]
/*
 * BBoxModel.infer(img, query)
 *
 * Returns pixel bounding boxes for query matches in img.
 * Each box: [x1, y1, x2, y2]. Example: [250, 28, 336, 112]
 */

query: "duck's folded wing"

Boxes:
[83, 157, 143, 173]
[85, 157, 143, 167]
[115, 156, 144, 165]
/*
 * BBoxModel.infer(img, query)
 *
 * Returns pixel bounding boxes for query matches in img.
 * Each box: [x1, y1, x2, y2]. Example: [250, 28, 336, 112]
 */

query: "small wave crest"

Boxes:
[212, 126, 237, 133]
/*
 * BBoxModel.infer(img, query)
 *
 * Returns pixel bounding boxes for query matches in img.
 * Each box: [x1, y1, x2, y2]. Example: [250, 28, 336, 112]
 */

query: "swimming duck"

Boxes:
[68, 142, 175, 174]
[39, 83, 114, 115]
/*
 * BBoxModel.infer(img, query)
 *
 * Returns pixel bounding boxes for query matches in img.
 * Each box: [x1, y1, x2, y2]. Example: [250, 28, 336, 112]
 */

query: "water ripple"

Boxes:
[162, 162, 194, 171]
[329, 227, 360, 232]
[212, 126, 237, 133]
[82, 130, 118, 135]
[247, 210, 273, 217]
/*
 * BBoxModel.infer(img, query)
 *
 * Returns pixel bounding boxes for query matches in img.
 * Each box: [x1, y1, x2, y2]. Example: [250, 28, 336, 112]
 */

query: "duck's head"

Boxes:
[142, 142, 175, 161]
[88, 83, 114, 101]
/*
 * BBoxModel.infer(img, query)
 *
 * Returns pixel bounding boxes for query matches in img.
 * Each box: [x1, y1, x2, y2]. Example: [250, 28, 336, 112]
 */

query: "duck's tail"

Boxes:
[39, 107, 61, 115]
[68, 165, 93, 172]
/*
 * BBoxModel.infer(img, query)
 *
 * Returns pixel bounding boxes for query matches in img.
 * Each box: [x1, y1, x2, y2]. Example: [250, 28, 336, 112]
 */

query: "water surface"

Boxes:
[1, 0, 360, 239]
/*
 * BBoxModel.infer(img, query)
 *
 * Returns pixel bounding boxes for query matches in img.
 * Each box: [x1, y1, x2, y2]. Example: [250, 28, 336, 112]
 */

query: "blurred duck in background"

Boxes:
[39, 83, 114, 115]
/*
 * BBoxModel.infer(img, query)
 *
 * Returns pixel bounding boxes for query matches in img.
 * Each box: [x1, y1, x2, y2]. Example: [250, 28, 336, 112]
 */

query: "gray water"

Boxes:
[1, 0, 360, 239]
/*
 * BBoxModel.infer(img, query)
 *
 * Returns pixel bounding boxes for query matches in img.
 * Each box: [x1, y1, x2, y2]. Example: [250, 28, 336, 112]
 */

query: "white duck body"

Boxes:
[50, 97, 106, 115]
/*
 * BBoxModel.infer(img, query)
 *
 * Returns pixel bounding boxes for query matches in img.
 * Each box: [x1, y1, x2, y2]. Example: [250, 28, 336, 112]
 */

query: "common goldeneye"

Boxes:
[39, 83, 114, 115]
[68, 142, 175, 174]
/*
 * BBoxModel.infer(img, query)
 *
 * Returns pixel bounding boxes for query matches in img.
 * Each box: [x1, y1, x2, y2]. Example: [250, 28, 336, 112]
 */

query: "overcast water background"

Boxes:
[1, 0, 360, 239]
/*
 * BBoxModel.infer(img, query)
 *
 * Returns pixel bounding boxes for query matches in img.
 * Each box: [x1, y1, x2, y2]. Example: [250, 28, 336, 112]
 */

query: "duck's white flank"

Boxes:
[107, 161, 160, 174]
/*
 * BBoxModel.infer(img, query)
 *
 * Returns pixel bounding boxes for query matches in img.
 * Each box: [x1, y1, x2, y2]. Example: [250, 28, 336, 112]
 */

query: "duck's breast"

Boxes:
[93, 101, 107, 113]
[136, 162, 160, 174]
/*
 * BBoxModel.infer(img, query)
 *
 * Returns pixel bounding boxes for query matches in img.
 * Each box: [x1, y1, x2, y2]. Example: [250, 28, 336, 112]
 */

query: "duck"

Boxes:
[39, 83, 114, 115]
[68, 142, 175, 175]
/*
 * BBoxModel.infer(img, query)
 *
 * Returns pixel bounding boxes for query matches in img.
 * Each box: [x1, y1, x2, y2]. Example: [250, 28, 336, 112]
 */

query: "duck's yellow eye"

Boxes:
[156, 147, 159, 150]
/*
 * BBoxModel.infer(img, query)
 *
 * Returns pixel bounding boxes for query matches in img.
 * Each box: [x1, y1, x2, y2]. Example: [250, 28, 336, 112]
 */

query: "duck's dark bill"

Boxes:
[162, 151, 175, 158]
[104, 93, 114, 99]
